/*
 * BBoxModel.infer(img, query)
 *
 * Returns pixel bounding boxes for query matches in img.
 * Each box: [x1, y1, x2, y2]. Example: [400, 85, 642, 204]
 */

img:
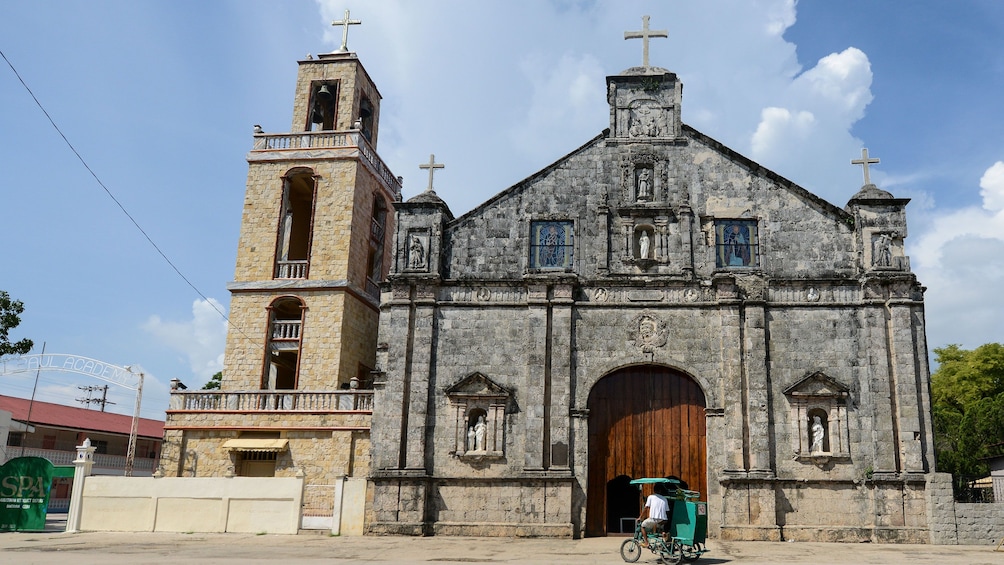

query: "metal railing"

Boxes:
[1, 446, 158, 474]
[169, 390, 373, 412]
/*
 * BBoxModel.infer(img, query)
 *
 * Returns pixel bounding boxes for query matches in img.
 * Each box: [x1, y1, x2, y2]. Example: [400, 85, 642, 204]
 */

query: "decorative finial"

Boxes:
[625, 15, 668, 68]
[419, 154, 445, 193]
[331, 9, 361, 53]
[851, 148, 881, 186]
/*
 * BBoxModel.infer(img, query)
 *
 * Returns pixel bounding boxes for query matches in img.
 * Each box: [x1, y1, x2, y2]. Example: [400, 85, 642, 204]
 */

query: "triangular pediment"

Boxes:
[783, 371, 850, 398]
[445, 372, 511, 399]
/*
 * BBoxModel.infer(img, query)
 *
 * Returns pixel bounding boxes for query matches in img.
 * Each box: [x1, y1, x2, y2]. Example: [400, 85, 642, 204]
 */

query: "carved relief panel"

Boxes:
[404, 229, 430, 272]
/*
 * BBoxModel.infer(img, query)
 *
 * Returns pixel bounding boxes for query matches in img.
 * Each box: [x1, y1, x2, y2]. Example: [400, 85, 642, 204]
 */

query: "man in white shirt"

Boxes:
[638, 484, 670, 548]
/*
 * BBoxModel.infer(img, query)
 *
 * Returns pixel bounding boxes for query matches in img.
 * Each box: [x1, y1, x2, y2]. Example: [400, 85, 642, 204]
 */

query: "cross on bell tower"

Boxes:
[331, 9, 361, 53]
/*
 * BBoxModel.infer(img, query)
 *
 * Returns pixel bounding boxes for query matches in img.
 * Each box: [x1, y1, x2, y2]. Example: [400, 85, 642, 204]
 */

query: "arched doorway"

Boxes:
[585, 365, 707, 536]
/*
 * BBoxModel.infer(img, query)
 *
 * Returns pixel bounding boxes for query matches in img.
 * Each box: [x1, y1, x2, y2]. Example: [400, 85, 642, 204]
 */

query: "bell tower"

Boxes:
[229, 47, 399, 394]
[162, 15, 401, 498]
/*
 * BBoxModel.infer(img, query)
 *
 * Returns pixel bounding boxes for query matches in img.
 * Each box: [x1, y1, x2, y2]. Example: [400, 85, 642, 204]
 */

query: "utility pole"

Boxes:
[76, 384, 115, 412]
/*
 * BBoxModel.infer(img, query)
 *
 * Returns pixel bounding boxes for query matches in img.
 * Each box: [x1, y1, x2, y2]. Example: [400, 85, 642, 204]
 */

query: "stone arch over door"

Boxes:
[585, 365, 707, 537]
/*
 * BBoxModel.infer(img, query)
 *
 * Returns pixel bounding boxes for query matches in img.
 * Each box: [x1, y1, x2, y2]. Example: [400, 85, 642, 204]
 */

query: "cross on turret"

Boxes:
[331, 9, 361, 53]
[851, 148, 881, 186]
[419, 154, 445, 193]
[624, 15, 668, 68]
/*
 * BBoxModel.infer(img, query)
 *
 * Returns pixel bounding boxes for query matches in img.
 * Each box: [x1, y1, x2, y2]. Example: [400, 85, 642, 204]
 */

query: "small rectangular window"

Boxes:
[715, 220, 759, 268]
[529, 220, 574, 270]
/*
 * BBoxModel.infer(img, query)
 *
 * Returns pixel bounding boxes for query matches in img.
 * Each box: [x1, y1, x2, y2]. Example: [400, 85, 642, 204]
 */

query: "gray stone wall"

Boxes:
[371, 67, 934, 540]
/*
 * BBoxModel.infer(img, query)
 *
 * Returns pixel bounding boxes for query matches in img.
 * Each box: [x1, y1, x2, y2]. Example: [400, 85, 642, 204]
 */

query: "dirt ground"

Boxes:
[0, 530, 1001, 565]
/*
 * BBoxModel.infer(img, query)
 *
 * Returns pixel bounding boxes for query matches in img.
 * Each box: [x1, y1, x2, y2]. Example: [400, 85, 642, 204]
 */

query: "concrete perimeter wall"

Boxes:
[928, 472, 1004, 545]
[953, 504, 1004, 545]
[78, 476, 303, 534]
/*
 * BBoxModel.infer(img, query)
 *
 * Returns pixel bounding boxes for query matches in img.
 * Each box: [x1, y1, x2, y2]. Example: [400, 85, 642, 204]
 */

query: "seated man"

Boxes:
[637, 483, 669, 548]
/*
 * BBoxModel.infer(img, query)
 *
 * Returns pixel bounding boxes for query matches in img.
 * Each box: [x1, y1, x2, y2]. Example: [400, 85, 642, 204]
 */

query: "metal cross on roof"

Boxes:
[419, 154, 444, 192]
[624, 15, 668, 68]
[851, 148, 881, 185]
[331, 9, 361, 53]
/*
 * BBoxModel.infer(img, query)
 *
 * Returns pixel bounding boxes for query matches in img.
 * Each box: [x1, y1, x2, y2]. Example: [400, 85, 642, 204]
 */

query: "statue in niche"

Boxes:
[637, 168, 652, 200]
[409, 234, 426, 269]
[467, 425, 476, 452]
[638, 231, 651, 259]
[474, 415, 486, 451]
[810, 415, 825, 453]
[873, 233, 892, 267]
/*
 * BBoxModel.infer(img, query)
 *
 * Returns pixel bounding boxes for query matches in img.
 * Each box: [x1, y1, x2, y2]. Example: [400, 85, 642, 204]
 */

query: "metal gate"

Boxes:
[301, 483, 337, 530]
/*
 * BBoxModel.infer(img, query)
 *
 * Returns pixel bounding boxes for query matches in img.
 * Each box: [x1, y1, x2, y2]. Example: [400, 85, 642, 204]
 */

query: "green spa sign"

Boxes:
[0, 457, 54, 531]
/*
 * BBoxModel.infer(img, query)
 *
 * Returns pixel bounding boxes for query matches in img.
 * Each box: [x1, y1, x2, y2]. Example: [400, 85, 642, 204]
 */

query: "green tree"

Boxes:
[931, 343, 1004, 412]
[0, 290, 33, 356]
[202, 371, 223, 390]
[931, 343, 1004, 478]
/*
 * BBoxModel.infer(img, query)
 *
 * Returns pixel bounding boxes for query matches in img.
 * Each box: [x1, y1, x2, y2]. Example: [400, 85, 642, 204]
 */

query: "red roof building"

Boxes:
[0, 395, 164, 476]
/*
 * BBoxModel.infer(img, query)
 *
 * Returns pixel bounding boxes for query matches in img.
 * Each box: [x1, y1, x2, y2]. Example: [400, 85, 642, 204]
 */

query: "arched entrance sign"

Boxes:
[0, 354, 146, 476]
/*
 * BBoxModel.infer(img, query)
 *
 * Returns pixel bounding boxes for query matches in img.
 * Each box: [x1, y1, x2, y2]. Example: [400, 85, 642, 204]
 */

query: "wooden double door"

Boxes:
[585, 365, 707, 536]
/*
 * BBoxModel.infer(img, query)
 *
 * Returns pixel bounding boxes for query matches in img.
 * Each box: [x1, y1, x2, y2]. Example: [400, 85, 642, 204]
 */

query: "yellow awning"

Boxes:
[222, 438, 289, 452]
[969, 476, 993, 488]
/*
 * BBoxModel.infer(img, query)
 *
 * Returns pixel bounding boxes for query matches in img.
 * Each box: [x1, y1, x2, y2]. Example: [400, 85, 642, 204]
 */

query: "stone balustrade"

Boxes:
[252, 130, 401, 198]
[168, 390, 373, 413]
[276, 260, 309, 279]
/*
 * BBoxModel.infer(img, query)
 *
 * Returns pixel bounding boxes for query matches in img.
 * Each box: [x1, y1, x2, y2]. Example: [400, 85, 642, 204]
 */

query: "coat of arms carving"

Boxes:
[633, 313, 668, 353]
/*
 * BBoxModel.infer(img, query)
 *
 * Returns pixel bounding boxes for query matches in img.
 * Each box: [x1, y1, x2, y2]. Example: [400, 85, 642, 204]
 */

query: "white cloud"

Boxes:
[749, 47, 873, 203]
[910, 161, 1004, 350]
[979, 161, 1004, 212]
[143, 299, 227, 383]
[762, 0, 797, 36]
[509, 52, 606, 160]
[751, 107, 816, 159]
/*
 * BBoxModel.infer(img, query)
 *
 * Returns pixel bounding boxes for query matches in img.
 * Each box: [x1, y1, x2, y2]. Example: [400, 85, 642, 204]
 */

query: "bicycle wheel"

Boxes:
[658, 540, 683, 565]
[681, 544, 700, 562]
[620, 538, 642, 563]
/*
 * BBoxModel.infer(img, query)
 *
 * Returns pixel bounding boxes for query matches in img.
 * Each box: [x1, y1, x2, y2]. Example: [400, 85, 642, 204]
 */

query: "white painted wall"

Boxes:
[78, 476, 303, 534]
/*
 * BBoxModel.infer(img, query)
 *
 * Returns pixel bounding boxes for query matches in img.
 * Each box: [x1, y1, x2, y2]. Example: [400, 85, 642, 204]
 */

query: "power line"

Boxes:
[1, 48, 262, 350]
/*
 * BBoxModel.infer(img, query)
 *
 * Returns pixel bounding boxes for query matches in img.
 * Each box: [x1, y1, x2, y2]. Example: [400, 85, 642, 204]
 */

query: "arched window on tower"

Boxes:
[307, 81, 338, 131]
[263, 297, 305, 391]
[365, 195, 388, 298]
[275, 169, 316, 279]
[359, 96, 374, 142]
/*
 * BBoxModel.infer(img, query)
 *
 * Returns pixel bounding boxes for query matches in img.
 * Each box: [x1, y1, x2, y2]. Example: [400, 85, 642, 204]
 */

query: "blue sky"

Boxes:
[2, 1, 1003, 420]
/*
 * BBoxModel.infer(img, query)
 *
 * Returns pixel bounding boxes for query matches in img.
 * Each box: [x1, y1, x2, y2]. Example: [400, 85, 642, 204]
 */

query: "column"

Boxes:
[888, 301, 925, 472]
[743, 303, 773, 475]
[524, 285, 548, 470]
[404, 285, 436, 470]
[66, 438, 96, 533]
[718, 292, 746, 473]
[548, 285, 574, 470]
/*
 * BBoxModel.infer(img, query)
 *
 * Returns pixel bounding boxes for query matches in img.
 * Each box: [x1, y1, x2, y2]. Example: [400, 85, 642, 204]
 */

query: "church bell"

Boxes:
[311, 85, 334, 124]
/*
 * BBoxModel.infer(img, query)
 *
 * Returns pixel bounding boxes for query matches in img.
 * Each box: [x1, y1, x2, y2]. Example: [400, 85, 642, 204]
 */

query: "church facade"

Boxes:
[368, 44, 936, 540]
[158, 16, 942, 542]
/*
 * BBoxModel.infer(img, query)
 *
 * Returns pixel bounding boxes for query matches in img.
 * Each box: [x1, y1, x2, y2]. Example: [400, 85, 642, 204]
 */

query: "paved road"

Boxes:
[0, 531, 1001, 565]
